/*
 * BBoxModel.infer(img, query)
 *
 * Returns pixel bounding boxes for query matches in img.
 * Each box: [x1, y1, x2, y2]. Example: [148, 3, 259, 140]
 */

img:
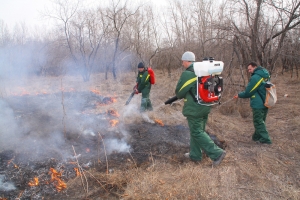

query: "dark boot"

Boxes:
[212, 151, 226, 166]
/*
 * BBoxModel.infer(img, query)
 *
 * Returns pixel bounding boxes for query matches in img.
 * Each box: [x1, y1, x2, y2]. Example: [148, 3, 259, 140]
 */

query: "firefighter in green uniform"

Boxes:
[234, 62, 272, 144]
[135, 62, 153, 112]
[175, 51, 226, 166]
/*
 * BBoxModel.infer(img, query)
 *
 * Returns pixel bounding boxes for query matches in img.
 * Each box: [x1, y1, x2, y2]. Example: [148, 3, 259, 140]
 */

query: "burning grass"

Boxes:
[154, 119, 164, 126]
[28, 177, 39, 187]
[49, 168, 67, 192]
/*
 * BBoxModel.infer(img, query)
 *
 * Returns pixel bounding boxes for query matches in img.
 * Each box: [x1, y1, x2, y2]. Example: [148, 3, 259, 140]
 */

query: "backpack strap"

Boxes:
[186, 67, 198, 102]
[256, 75, 268, 103]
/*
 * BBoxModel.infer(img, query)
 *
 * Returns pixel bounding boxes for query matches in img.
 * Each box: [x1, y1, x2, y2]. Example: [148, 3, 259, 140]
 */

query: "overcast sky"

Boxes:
[0, 0, 169, 31]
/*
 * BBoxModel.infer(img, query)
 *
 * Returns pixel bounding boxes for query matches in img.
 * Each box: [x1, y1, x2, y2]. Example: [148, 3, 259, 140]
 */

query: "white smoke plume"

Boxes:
[0, 43, 133, 162]
[104, 138, 131, 154]
[0, 175, 16, 192]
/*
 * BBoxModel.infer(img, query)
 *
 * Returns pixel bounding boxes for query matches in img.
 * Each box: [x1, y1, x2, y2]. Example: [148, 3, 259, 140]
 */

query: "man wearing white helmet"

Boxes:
[175, 51, 226, 166]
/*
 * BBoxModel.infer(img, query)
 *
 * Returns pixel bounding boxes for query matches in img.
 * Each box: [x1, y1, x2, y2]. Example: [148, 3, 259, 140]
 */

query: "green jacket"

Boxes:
[238, 66, 270, 109]
[175, 64, 211, 118]
[136, 70, 151, 97]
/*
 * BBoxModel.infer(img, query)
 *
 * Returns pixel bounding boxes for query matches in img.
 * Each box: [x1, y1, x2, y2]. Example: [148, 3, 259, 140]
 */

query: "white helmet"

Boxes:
[181, 51, 195, 62]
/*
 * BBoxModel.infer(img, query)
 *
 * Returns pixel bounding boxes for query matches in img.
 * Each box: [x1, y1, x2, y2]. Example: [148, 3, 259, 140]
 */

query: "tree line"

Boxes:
[0, 0, 299, 81]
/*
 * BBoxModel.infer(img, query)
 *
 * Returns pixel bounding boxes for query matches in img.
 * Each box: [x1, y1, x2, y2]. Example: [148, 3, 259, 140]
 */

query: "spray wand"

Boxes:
[218, 97, 235, 107]
[164, 96, 234, 107]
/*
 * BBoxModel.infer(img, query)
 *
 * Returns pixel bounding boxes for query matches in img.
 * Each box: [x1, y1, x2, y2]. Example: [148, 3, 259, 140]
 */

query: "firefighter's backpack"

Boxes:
[147, 67, 156, 84]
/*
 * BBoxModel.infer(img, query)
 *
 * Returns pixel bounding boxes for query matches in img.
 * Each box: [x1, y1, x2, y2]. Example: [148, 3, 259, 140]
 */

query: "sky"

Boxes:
[0, 0, 51, 30]
[0, 0, 169, 31]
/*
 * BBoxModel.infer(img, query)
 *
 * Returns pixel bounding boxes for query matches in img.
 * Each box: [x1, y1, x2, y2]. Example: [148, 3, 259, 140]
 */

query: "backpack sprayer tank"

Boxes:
[193, 57, 224, 104]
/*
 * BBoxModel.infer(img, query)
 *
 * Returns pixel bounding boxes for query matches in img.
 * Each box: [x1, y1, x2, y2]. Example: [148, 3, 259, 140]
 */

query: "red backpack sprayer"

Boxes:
[165, 57, 224, 106]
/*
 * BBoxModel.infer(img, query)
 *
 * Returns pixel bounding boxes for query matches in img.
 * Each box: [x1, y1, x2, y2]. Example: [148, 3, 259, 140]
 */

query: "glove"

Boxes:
[133, 84, 139, 94]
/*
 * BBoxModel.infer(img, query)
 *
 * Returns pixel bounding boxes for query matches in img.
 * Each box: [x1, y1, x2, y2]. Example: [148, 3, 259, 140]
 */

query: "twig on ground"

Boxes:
[98, 132, 109, 174]
[133, 152, 180, 163]
[232, 186, 284, 198]
[150, 152, 155, 168]
[97, 133, 102, 164]
[264, 154, 288, 168]
[128, 150, 137, 168]
[82, 170, 109, 193]
[72, 145, 88, 194]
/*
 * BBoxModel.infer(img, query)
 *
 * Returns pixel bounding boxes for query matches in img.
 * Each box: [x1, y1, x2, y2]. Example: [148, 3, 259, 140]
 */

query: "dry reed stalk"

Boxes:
[60, 78, 67, 139]
[72, 145, 88, 194]
[98, 132, 109, 174]
[128, 150, 137, 168]
[81, 170, 109, 193]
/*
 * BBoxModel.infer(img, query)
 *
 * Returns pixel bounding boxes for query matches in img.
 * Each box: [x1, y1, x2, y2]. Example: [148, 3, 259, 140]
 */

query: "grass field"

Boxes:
[1, 68, 299, 200]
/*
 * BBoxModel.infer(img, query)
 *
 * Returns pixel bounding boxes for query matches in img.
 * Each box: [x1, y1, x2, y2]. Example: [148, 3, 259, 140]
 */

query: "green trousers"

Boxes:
[187, 116, 224, 161]
[140, 93, 153, 112]
[252, 108, 271, 144]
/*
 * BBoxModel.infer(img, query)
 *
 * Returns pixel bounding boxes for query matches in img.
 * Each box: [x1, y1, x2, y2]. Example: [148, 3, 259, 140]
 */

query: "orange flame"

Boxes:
[107, 109, 120, 117]
[7, 157, 19, 168]
[90, 89, 101, 95]
[49, 168, 67, 192]
[21, 89, 30, 96]
[154, 119, 164, 126]
[74, 168, 81, 176]
[8, 87, 52, 96]
[110, 97, 117, 103]
[28, 177, 39, 186]
[110, 119, 119, 127]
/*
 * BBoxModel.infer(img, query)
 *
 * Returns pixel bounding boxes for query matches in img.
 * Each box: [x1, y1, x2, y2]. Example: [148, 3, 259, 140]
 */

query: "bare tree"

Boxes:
[104, 0, 140, 79]
[71, 9, 109, 81]
[0, 20, 11, 47]
[48, 0, 80, 61]
[224, 0, 300, 73]
[12, 22, 29, 45]
[46, 0, 112, 81]
[125, 5, 161, 69]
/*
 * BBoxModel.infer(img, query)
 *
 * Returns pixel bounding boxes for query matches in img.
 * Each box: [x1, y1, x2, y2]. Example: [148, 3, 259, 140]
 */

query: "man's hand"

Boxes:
[133, 84, 139, 94]
[134, 88, 139, 94]
[233, 95, 238, 99]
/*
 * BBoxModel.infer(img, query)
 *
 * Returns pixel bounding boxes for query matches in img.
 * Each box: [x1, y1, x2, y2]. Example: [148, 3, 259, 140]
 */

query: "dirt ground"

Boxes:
[0, 69, 299, 199]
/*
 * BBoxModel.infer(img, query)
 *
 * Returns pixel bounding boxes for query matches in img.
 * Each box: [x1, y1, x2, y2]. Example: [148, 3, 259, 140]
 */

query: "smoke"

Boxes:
[122, 96, 155, 124]
[0, 41, 134, 163]
[0, 99, 19, 150]
[141, 113, 155, 124]
[0, 97, 72, 159]
[0, 42, 46, 79]
[123, 103, 139, 118]
[0, 89, 134, 162]
[105, 138, 131, 154]
[0, 175, 16, 192]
